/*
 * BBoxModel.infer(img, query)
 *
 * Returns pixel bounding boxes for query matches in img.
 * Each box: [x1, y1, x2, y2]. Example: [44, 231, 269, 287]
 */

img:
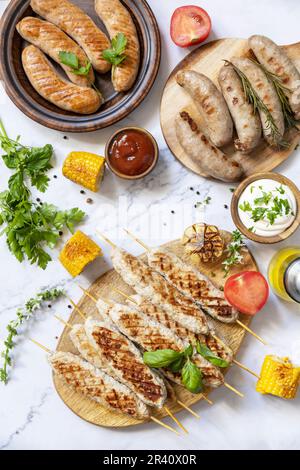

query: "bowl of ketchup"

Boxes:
[105, 127, 159, 180]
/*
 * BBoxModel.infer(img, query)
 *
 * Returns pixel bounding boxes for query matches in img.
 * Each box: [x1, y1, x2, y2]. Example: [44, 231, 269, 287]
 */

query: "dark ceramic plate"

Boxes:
[0, 0, 161, 132]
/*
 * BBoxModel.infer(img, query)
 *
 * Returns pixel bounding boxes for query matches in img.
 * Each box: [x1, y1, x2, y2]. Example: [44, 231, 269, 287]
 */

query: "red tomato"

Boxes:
[224, 271, 269, 316]
[170, 5, 212, 48]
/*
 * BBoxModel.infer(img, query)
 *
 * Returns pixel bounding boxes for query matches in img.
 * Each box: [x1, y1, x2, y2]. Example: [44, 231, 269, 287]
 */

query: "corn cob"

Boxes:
[59, 231, 102, 277]
[256, 355, 300, 399]
[62, 151, 105, 192]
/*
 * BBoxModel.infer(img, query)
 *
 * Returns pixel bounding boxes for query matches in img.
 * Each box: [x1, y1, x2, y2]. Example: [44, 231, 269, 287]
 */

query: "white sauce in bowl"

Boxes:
[238, 179, 297, 237]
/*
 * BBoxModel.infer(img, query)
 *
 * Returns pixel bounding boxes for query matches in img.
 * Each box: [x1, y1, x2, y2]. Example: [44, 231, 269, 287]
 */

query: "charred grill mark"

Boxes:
[91, 328, 163, 402]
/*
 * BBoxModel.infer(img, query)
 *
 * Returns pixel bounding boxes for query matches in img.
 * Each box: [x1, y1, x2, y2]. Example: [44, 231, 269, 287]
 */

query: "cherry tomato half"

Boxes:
[224, 271, 269, 316]
[170, 5, 212, 48]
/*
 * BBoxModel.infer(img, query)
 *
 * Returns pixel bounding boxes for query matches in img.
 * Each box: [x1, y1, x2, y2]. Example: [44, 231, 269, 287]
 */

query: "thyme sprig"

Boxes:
[225, 60, 289, 148]
[0, 287, 64, 384]
[250, 59, 300, 130]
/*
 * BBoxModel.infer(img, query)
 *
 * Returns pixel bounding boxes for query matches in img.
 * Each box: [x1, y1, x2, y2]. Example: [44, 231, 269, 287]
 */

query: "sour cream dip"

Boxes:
[238, 179, 297, 237]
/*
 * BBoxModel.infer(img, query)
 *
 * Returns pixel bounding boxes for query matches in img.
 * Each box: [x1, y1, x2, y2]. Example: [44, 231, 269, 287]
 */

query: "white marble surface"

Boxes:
[0, 0, 300, 451]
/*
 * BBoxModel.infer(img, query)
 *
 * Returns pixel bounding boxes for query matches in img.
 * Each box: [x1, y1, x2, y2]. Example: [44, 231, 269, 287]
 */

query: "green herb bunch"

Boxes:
[143, 342, 229, 394]
[102, 33, 127, 69]
[0, 288, 64, 384]
[0, 121, 85, 269]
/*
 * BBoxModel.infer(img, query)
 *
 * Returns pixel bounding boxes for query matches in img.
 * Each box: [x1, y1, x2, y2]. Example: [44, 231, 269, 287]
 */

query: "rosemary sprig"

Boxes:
[0, 287, 64, 384]
[225, 60, 289, 148]
[250, 59, 300, 130]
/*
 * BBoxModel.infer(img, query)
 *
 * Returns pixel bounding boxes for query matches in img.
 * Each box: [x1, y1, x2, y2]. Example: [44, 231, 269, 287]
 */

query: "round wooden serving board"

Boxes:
[54, 232, 258, 428]
[0, 0, 161, 132]
[160, 38, 300, 179]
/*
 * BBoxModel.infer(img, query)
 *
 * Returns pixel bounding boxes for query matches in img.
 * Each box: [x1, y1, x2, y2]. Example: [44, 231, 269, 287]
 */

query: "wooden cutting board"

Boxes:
[160, 38, 300, 179]
[54, 232, 259, 428]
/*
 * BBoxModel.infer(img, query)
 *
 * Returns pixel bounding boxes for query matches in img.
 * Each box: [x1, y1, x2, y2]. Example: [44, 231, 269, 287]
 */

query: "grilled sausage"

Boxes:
[85, 317, 167, 408]
[30, 0, 110, 74]
[147, 247, 239, 323]
[176, 70, 233, 147]
[249, 34, 300, 119]
[175, 111, 243, 182]
[49, 351, 149, 419]
[232, 57, 285, 147]
[218, 64, 262, 153]
[95, 0, 140, 92]
[103, 301, 224, 388]
[17, 17, 94, 87]
[111, 247, 210, 335]
[22, 46, 102, 114]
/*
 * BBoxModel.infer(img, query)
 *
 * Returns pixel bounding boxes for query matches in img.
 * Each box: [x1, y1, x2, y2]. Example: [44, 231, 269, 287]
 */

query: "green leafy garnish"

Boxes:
[196, 342, 229, 368]
[59, 51, 92, 76]
[0, 121, 85, 269]
[0, 288, 64, 384]
[222, 230, 246, 276]
[181, 358, 203, 394]
[143, 349, 181, 368]
[102, 33, 127, 67]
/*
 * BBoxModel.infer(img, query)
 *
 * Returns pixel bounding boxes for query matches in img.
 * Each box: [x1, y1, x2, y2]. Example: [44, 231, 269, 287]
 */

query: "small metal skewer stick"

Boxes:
[124, 229, 267, 346]
[30, 336, 180, 435]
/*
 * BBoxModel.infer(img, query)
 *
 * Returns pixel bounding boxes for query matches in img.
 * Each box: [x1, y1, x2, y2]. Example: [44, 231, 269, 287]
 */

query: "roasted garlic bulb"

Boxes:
[182, 223, 224, 264]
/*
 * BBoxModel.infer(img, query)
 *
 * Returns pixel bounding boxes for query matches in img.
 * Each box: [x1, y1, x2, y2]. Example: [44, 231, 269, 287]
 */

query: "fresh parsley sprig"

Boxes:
[0, 288, 64, 384]
[102, 33, 127, 68]
[59, 51, 92, 77]
[0, 122, 85, 269]
[222, 230, 246, 276]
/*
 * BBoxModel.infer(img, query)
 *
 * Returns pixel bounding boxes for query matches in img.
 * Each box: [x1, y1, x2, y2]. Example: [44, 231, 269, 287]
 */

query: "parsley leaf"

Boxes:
[59, 51, 92, 77]
[102, 33, 127, 66]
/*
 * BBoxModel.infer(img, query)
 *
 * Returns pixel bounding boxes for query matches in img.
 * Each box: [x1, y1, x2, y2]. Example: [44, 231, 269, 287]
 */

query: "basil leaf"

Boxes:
[59, 51, 79, 69]
[183, 344, 193, 358]
[181, 359, 203, 394]
[196, 342, 229, 368]
[168, 355, 185, 373]
[143, 349, 181, 368]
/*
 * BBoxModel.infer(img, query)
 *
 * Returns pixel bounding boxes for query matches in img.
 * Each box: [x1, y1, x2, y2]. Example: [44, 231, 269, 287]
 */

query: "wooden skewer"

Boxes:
[124, 230, 267, 347]
[78, 285, 98, 303]
[66, 296, 86, 320]
[29, 338, 51, 353]
[236, 320, 268, 345]
[176, 400, 201, 418]
[224, 382, 244, 398]
[164, 406, 188, 434]
[55, 314, 72, 329]
[96, 231, 117, 249]
[30, 336, 180, 435]
[212, 334, 260, 379]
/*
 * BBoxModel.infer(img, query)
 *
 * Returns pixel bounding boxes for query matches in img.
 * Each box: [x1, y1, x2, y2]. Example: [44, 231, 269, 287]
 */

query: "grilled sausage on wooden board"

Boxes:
[17, 17, 94, 87]
[95, 0, 140, 92]
[49, 351, 149, 419]
[176, 70, 233, 147]
[175, 111, 243, 182]
[30, 0, 110, 74]
[231, 58, 285, 147]
[22, 46, 102, 114]
[249, 34, 300, 119]
[218, 64, 262, 153]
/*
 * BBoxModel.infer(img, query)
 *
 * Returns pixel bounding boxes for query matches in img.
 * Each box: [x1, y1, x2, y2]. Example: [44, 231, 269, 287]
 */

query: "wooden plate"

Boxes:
[0, 0, 161, 132]
[160, 38, 300, 180]
[54, 233, 258, 428]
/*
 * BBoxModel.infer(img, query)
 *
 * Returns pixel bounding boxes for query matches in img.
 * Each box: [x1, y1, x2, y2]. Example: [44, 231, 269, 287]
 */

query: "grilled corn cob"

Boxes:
[62, 151, 105, 192]
[256, 355, 300, 399]
[59, 231, 102, 276]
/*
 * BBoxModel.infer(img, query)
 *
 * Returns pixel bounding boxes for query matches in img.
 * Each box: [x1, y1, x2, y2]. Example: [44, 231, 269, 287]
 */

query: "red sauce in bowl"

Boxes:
[108, 129, 156, 177]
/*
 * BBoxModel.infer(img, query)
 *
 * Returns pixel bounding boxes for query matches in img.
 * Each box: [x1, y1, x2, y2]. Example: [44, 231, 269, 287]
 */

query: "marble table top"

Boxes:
[0, 0, 299, 450]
